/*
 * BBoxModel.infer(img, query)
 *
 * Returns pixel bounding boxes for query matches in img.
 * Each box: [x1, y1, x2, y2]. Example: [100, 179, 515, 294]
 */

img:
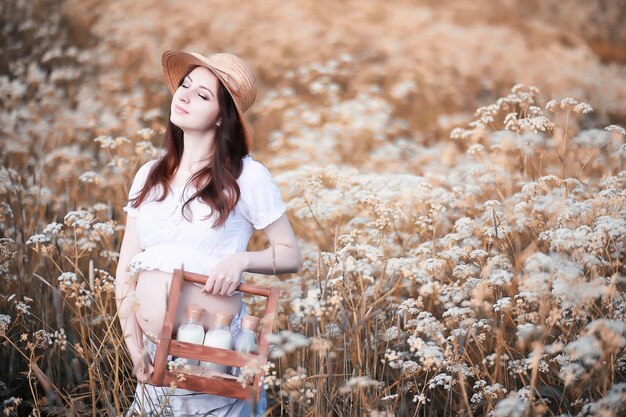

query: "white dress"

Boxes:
[122, 154, 286, 416]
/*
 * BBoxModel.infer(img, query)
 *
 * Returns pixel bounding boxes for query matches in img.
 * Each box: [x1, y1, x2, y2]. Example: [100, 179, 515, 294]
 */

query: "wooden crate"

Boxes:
[151, 268, 280, 402]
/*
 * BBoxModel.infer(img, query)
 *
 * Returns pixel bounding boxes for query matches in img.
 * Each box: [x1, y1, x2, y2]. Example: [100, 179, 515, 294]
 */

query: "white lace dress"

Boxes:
[122, 154, 285, 416]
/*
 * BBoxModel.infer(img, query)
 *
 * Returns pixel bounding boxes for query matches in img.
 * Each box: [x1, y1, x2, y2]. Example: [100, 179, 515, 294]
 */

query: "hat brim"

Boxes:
[161, 50, 254, 150]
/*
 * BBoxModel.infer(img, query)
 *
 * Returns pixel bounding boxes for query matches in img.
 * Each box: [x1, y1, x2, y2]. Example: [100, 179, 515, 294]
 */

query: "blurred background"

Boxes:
[2, 0, 626, 164]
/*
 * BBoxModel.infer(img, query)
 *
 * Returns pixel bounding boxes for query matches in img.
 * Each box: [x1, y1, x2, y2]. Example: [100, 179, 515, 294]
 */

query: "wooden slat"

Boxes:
[181, 270, 272, 297]
[152, 269, 184, 385]
[253, 287, 280, 401]
[169, 340, 264, 367]
[163, 372, 252, 401]
[257, 287, 280, 359]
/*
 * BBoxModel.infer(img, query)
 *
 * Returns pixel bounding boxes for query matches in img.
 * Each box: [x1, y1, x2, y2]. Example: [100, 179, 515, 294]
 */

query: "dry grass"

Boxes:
[1, 0, 626, 416]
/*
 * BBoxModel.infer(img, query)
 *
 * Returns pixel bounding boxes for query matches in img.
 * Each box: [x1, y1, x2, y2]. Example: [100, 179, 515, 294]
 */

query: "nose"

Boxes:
[178, 89, 190, 103]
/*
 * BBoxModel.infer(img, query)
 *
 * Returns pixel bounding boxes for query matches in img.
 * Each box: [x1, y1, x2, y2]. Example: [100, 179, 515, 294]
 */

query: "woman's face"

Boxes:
[170, 66, 221, 132]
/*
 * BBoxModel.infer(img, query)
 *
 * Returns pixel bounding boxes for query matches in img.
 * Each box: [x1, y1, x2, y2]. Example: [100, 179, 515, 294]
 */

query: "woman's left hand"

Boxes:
[202, 253, 246, 296]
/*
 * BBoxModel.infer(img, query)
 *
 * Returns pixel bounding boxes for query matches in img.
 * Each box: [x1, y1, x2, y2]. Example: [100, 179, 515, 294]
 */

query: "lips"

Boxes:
[174, 104, 189, 114]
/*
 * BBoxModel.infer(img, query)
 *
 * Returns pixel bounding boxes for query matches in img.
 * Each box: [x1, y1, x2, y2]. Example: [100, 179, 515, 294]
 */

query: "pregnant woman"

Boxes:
[115, 50, 303, 416]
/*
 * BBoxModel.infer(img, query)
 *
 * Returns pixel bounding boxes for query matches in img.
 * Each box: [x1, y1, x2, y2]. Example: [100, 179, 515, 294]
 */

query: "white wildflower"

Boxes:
[469, 249, 488, 262]
[135, 140, 160, 158]
[518, 116, 554, 132]
[58, 272, 78, 287]
[504, 112, 518, 131]
[94, 135, 114, 148]
[427, 373, 456, 390]
[64, 210, 93, 229]
[401, 360, 419, 375]
[383, 326, 400, 342]
[137, 127, 155, 139]
[516, 323, 543, 343]
[390, 79, 417, 100]
[26, 234, 50, 246]
[488, 269, 513, 286]
[545, 100, 557, 112]
[452, 263, 479, 280]
[491, 393, 528, 417]
[605, 124, 625, 136]
[450, 127, 471, 141]
[442, 307, 473, 319]
[397, 298, 420, 315]
[408, 337, 446, 370]
[383, 349, 406, 369]
[493, 297, 513, 313]
[339, 375, 383, 393]
[290, 288, 325, 320]
[268, 330, 310, 359]
[92, 221, 115, 239]
[577, 382, 626, 415]
[573, 103, 593, 114]
[467, 144, 485, 157]
[412, 393, 429, 404]
[559, 98, 578, 111]
[43, 221, 62, 235]
[380, 394, 398, 402]
[107, 157, 128, 169]
[572, 129, 610, 148]
[79, 171, 103, 185]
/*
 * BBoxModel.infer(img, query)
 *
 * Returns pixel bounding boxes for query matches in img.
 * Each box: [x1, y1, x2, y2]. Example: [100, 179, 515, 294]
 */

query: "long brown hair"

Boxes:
[128, 66, 250, 228]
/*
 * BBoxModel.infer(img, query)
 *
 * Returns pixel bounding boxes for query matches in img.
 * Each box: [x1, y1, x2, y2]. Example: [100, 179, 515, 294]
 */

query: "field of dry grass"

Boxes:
[1, 0, 626, 416]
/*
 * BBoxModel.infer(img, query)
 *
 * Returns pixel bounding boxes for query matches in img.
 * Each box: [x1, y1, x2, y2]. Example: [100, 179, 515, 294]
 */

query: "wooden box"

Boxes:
[151, 268, 280, 402]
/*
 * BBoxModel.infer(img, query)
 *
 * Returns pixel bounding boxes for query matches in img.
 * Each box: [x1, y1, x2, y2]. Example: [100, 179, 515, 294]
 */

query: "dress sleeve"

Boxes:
[123, 160, 157, 218]
[239, 160, 287, 230]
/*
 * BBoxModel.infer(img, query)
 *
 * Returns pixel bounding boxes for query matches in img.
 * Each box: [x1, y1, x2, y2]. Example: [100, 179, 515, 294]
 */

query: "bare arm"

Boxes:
[202, 213, 303, 295]
[241, 213, 303, 275]
[114, 215, 147, 374]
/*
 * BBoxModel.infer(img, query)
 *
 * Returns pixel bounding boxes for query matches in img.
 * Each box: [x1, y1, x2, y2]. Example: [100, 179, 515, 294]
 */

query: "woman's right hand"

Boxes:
[133, 352, 154, 383]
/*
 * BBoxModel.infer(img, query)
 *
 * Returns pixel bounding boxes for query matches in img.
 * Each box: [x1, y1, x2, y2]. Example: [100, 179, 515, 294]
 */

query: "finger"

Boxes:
[202, 275, 213, 292]
[212, 276, 225, 294]
[225, 282, 238, 296]
[203, 277, 215, 294]
[219, 281, 232, 296]
[137, 370, 147, 382]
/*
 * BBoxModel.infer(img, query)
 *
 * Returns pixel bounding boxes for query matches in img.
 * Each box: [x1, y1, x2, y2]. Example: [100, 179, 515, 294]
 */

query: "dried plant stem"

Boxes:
[524, 341, 543, 417]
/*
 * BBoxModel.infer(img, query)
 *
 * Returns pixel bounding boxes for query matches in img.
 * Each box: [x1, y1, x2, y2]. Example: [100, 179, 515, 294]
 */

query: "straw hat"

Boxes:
[161, 50, 257, 149]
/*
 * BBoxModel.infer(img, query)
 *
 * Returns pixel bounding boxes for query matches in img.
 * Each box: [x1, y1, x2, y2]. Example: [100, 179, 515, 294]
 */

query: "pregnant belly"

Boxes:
[133, 269, 243, 344]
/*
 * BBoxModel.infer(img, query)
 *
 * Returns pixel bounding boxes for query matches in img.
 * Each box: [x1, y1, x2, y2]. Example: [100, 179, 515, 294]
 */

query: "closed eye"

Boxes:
[180, 84, 208, 100]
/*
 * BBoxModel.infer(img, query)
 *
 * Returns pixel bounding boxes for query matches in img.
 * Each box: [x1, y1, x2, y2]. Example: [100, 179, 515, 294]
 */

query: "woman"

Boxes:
[115, 51, 303, 416]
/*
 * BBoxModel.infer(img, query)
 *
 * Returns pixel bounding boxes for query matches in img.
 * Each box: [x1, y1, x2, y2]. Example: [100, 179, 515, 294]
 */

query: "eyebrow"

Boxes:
[185, 75, 214, 98]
